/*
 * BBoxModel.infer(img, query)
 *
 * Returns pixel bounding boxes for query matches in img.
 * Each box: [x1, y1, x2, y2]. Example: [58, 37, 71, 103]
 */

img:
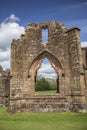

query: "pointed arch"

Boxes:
[28, 50, 63, 77]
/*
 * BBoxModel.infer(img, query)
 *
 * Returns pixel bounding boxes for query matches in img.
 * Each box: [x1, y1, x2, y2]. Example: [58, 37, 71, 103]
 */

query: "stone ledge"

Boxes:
[10, 95, 66, 100]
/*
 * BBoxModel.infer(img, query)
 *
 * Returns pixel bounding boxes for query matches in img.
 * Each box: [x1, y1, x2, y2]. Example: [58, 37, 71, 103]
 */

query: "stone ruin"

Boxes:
[0, 21, 87, 113]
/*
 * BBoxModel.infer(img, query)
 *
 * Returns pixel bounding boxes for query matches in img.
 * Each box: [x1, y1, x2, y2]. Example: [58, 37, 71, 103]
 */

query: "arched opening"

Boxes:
[35, 58, 59, 94]
[28, 50, 62, 95]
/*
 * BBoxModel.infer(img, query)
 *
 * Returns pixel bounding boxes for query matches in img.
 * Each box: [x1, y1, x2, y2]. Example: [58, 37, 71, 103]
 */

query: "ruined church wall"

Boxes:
[9, 21, 86, 113]
[10, 22, 72, 99]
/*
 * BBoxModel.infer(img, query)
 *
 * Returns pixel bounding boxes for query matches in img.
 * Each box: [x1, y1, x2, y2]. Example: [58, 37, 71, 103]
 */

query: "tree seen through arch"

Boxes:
[35, 58, 59, 94]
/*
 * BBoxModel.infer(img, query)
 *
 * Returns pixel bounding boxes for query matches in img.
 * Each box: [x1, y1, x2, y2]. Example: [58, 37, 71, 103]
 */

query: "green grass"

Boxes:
[35, 90, 56, 94]
[0, 107, 87, 130]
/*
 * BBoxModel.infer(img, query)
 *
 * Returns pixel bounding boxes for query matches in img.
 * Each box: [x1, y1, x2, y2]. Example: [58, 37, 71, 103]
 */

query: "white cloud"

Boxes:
[81, 41, 87, 47]
[0, 49, 10, 62]
[0, 14, 25, 70]
[0, 19, 25, 50]
[37, 63, 57, 79]
[0, 60, 10, 70]
[38, 63, 54, 73]
[4, 14, 20, 23]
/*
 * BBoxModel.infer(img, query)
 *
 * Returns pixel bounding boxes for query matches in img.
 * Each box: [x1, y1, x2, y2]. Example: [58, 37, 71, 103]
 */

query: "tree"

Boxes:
[35, 78, 51, 91]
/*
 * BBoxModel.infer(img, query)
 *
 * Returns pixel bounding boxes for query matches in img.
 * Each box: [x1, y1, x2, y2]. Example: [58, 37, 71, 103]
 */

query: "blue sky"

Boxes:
[0, 0, 87, 77]
[0, 0, 87, 41]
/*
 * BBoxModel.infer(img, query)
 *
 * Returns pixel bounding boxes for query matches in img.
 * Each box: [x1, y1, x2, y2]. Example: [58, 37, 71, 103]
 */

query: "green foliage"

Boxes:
[35, 78, 57, 91]
[0, 107, 87, 130]
[35, 78, 51, 91]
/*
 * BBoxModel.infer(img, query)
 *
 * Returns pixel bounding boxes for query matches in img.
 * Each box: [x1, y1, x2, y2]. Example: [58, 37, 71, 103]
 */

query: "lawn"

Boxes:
[35, 90, 56, 94]
[0, 107, 87, 130]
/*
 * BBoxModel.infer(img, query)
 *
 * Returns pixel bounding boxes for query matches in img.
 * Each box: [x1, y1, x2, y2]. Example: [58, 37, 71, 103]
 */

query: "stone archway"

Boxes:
[28, 50, 63, 95]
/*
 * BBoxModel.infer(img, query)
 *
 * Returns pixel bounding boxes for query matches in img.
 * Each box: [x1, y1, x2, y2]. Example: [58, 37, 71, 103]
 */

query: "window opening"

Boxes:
[42, 29, 48, 43]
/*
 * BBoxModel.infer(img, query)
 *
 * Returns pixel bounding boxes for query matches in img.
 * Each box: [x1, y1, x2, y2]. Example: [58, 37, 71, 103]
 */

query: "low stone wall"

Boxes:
[7, 94, 87, 113]
[8, 94, 68, 113]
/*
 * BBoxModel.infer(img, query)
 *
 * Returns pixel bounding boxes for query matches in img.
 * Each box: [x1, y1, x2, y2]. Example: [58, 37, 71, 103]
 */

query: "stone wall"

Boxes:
[81, 48, 87, 98]
[0, 66, 10, 106]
